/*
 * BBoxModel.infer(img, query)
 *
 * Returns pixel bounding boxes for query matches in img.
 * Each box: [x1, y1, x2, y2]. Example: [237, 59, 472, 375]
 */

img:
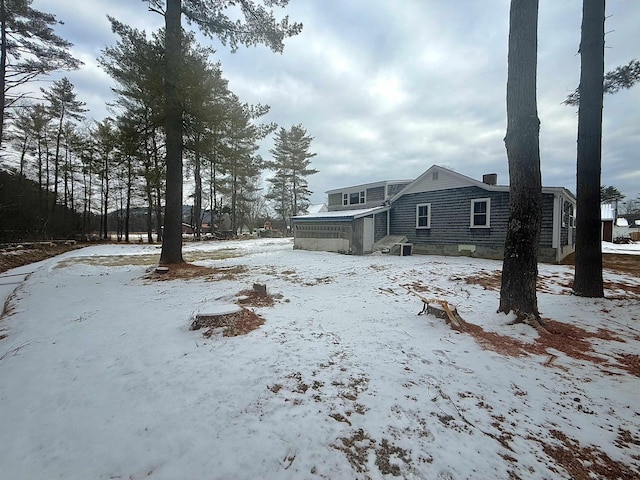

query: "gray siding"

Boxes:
[390, 186, 509, 247]
[366, 186, 385, 202]
[540, 194, 554, 248]
[374, 212, 387, 242]
[390, 187, 562, 261]
[352, 218, 364, 255]
[328, 193, 342, 208]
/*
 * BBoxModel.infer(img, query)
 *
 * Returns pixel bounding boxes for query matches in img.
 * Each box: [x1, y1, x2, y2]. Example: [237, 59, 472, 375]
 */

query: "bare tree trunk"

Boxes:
[52, 112, 64, 213]
[194, 151, 202, 239]
[125, 160, 132, 242]
[159, 0, 184, 264]
[0, 0, 7, 149]
[499, 0, 542, 321]
[573, 0, 605, 298]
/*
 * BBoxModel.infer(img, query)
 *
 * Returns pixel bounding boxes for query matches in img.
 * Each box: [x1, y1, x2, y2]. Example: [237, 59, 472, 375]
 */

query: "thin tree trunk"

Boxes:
[498, 0, 542, 320]
[194, 148, 202, 239]
[160, 0, 184, 264]
[0, 0, 7, 149]
[125, 159, 132, 242]
[102, 156, 109, 240]
[18, 135, 28, 177]
[145, 183, 153, 243]
[52, 110, 65, 213]
[573, 0, 605, 298]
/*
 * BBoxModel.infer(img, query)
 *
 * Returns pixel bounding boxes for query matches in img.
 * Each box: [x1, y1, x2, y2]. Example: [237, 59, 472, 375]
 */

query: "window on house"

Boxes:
[470, 198, 490, 227]
[569, 205, 575, 228]
[343, 193, 348, 206]
[347, 191, 365, 205]
[416, 203, 431, 228]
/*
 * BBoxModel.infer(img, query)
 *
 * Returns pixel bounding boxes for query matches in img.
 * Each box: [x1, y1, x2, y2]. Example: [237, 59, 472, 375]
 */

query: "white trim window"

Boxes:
[568, 204, 575, 228]
[347, 191, 366, 205]
[470, 198, 490, 228]
[416, 203, 431, 228]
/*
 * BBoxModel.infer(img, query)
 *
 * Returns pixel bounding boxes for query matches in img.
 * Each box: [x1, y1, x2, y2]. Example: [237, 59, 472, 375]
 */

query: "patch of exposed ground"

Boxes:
[190, 288, 276, 337]
[532, 430, 639, 480]
[237, 289, 275, 307]
[447, 316, 638, 377]
[144, 263, 247, 281]
[562, 252, 640, 276]
[56, 253, 161, 268]
[190, 308, 264, 337]
[0, 243, 83, 274]
[183, 248, 242, 262]
[332, 429, 412, 477]
[463, 268, 640, 298]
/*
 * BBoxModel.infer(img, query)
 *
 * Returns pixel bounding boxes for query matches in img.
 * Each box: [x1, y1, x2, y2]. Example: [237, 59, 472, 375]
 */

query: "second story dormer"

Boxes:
[326, 179, 412, 211]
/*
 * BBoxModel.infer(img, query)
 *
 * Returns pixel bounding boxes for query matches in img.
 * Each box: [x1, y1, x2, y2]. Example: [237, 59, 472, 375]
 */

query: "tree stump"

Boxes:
[253, 283, 267, 296]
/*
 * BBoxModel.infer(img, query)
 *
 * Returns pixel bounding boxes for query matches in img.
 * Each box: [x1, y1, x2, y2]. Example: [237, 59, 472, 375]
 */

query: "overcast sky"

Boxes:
[31, 0, 640, 205]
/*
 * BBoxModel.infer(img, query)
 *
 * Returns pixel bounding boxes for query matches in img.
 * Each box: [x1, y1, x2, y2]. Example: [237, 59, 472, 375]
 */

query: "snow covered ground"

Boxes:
[0, 238, 639, 479]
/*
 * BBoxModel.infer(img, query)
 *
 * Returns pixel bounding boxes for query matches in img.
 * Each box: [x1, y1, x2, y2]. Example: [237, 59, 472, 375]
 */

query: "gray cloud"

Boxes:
[30, 0, 640, 203]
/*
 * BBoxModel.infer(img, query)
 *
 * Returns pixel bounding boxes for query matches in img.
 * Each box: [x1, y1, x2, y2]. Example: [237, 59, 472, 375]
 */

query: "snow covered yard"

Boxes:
[0, 238, 639, 480]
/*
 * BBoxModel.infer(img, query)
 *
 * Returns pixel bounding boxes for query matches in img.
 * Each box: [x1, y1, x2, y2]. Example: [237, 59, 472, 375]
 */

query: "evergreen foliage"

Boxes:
[0, 0, 81, 146]
[152, 0, 302, 264]
[265, 124, 317, 224]
[564, 59, 640, 106]
[600, 185, 625, 203]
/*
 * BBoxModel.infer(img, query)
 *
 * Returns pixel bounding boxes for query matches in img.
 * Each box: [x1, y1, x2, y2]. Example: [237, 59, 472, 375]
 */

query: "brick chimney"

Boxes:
[482, 173, 497, 185]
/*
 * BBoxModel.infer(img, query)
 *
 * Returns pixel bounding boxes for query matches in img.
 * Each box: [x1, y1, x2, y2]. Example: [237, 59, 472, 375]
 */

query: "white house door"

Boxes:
[363, 217, 374, 253]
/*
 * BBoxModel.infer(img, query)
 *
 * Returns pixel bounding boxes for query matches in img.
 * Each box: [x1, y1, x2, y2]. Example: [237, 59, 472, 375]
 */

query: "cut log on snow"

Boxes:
[404, 287, 464, 329]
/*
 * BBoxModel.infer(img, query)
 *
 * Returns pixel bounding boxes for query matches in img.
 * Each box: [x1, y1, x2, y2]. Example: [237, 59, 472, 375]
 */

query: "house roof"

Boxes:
[389, 165, 576, 203]
[306, 203, 328, 214]
[292, 206, 389, 221]
[326, 179, 413, 195]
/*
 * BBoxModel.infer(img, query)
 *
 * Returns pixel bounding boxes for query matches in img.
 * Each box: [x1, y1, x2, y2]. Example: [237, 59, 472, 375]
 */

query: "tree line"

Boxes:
[0, 0, 315, 243]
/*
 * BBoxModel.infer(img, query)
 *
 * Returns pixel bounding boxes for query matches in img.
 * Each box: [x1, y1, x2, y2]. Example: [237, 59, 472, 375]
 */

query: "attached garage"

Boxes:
[292, 206, 389, 255]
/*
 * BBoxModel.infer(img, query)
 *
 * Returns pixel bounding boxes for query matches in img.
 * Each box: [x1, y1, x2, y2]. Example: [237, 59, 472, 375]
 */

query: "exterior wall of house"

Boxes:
[351, 218, 364, 255]
[328, 193, 342, 208]
[292, 214, 381, 255]
[327, 181, 407, 212]
[292, 221, 353, 253]
[390, 186, 565, 262]
[389, 186, 509, 259]
[539, 194, 554, 247]
[374, 212, 387, 242]
[366, 186, 385, 203]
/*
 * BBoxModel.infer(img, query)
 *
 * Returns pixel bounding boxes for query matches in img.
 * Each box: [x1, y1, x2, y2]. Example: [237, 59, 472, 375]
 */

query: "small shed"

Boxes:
[292, 206, 389, 255]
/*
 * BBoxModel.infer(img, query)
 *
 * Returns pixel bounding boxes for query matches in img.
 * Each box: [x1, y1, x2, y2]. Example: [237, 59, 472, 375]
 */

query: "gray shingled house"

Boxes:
[292, 165, 576, 263]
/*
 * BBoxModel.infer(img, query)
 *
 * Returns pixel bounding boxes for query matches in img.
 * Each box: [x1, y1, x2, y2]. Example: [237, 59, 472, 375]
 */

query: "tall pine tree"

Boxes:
[0, 0, 80, 147]
[498, 0, 542, 323]
[42, 77, 86, 212]
[149, 0, 302, 265]
[573, 0, 605, 298]
[266, 124, 317, 225]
